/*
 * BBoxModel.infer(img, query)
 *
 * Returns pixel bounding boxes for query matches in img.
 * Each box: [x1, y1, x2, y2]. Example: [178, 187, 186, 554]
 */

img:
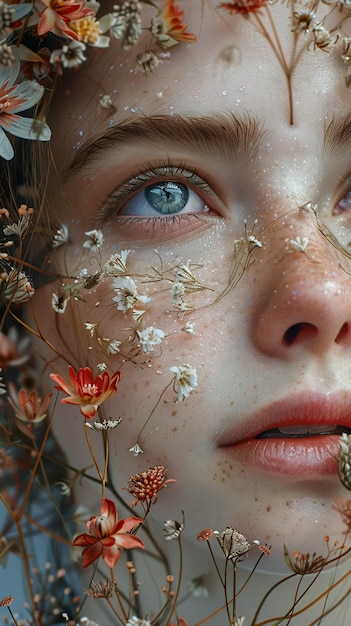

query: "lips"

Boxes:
[217, 393, 351, 477]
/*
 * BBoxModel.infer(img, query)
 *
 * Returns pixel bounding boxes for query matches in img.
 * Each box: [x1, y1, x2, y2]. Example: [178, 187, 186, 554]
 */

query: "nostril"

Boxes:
[335, 322, 349, 345]
[283, 323, 318, 346]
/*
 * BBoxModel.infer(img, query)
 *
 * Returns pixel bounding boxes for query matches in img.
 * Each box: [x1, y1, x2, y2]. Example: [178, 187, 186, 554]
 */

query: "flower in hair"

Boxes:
[0, 47, 51, 160]
[50, 365, 121, 418]
[73, 497, 144, 568]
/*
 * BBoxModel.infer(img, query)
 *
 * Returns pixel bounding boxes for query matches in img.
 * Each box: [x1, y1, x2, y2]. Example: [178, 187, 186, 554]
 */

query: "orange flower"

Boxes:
[126, 466, 176, 511]
[37, 0, 94, 39]
[159, 0, 196, 44]
[50, 365, 121, 418]
[220, 0, 267, 15]
[8, 388, 52, 425]
[73, 498, 144, 568]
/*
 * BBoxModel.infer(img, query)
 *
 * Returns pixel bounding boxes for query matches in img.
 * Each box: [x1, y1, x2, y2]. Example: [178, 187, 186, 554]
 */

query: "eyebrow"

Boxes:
[323, 112, 351, 154]
[65, 112, 265, 179]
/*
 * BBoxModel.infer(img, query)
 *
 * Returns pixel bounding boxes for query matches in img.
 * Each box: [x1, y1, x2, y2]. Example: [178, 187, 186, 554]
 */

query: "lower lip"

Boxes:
[220, 435, 341, 477]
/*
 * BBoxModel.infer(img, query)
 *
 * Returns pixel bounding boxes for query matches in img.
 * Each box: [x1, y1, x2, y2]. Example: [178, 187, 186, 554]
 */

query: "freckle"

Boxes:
[266, 505, 271, 512]
[172, 427, 177, 432]
[171, 410, 177, 416]
[230, 401, 234, 406]
[285, 501, 291, 507]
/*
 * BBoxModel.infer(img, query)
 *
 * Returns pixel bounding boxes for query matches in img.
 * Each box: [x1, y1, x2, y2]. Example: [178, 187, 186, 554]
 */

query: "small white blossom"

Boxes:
[170, 364, 198, 403]
[112, 276, 151, 313]
[129, 442, 144, 456]
[83, 229, 104, 251]
[97, 362, 107, 372]
[52, 224, 69, 248]
[105, 339, 121, 356]
[182, 321, 195, 334]
[163, 518, 185, 541]
[103, 249, 130, 276]
[99, 94, 114, 109]
[248, 235, 263, 249]
[52, 292, 69, 314]
[50, 40, 86, 68]
[137, 326, 165, 353]
[126, 618, 151, 626]
[170, 281, 186, 305]
[85, 418, 122, 431]
[289, 236, 309, 253]
[84, 322, 98, 337]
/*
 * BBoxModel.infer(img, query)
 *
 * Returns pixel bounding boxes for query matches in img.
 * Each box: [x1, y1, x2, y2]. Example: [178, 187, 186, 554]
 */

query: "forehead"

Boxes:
[51, 1, 350, 162]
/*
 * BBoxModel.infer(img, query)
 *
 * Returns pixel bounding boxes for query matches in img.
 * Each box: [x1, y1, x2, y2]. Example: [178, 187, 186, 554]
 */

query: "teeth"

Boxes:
[278, 424, 338, 435]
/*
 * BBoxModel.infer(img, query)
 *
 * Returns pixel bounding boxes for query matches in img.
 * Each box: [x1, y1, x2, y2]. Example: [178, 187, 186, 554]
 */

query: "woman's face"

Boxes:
[30, 1, 351, 570]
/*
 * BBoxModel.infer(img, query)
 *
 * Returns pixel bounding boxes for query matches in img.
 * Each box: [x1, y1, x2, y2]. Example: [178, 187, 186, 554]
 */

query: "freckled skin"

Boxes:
[25, 2, 351, 604]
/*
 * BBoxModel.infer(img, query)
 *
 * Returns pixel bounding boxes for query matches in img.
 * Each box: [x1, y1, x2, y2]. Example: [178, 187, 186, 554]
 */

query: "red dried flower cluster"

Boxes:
[220, 0, 267, 15]
[126, 465, 176, 510]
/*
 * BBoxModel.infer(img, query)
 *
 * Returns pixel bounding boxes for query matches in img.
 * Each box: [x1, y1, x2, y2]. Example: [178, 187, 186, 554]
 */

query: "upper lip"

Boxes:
[217, 392, 351, 446]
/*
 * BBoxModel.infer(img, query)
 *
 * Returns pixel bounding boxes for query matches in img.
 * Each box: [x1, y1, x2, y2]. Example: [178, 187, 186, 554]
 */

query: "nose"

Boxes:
[253, 217, 351, 358]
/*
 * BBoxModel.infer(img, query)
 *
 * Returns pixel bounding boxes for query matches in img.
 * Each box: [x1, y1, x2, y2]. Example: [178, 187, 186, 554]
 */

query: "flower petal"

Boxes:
[81, 543, 102, 567]
[0, 127, 14, 160]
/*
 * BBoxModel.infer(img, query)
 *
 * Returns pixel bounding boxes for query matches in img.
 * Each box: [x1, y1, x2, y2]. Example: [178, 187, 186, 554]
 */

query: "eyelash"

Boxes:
[99, 162, 218, 228]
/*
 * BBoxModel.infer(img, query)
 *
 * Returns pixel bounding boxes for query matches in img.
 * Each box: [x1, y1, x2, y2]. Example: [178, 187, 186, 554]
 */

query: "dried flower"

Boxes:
[50, 40, 87, 69]
[284, 545, 326, 574]
[135, 49, 161, 75]
[52, 224, 69, 247]
[163, 516, 185, 541]
[111, 1, 143, 50]
[73, 497, 144, 568]
[137, 326, 165, 353]
[170, 364, 198, 403]
[0, 596, 13, 607]
[220, 0, 267, 15]
[129, 442, 144, 456]
[83, 229, 104, 251]
[126, 466, 176, 509]
[85, 579, 117, 598]
[8, 387, 52, 425]
[103, 250, 130, 276]
[52, 292, 70, 313]
[113, 276, 151, 313]
[151, 0, 196, 48]
[85, 418, 122, 431]
[339, 432, 351, 490]
[0, 47, 51, 160]
[37, 0, 94, 39]
[332, 497, 351, 533]
[289, 236, 309, 253]
[291, 9, 316, 33]
[197, 528, 214, 541]
[126, 618, 151, 626]
[50, 365, 121, 419]
[213, 527, 251, 562]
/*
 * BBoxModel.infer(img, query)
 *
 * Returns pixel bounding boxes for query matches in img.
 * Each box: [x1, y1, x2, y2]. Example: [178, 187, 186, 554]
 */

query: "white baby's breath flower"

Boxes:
[112, 276, 151, 313]
[182, 321, 195, 334]
[170, 281, 186, 305]
[137, 326, 165, 353]
[84, 322, 98, 337]
[52, 224, 69, 248]
[83, 229, 104, 251]
[103, 249, 131, 276]
[85, 418, 122, 431]
[129, 442, 144, 456]
[52, 293, 69, 314]
[126, 618, 151, 626]
[163, 518, 185, 541]
[248, 235, 263, 249]
[99, 94, 114, 109]
[289, 236, 309, 253]
[50, 40, 86, 68]
[170, 364, 198, 403]
[105, 339, 121, 356]
[97, 362, 107, 372]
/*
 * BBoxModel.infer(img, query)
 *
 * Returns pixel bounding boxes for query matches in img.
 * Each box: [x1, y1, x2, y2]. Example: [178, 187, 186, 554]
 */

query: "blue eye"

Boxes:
[118, 179, 206, 217]
[145, 182, 189, 214]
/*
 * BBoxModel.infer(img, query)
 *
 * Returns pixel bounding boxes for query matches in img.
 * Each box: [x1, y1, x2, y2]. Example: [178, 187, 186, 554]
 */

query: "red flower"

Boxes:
[126, 466, 176, 510]
[50, 365, 121, 418]
[37, 0, 94, 39]
[73, 498, 144, 568]
[160, 0, 196, 43]
[8, 388, 52, 424]
[219, 0, 267, 15]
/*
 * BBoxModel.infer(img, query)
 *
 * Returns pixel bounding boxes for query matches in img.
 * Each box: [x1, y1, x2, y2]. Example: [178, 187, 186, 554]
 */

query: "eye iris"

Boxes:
[338, 190, 351, 211]
[145, 182, 189, 214]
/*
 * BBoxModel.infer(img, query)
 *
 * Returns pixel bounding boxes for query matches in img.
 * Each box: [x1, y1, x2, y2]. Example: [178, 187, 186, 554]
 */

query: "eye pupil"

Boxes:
[145, 181, 189, 214]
